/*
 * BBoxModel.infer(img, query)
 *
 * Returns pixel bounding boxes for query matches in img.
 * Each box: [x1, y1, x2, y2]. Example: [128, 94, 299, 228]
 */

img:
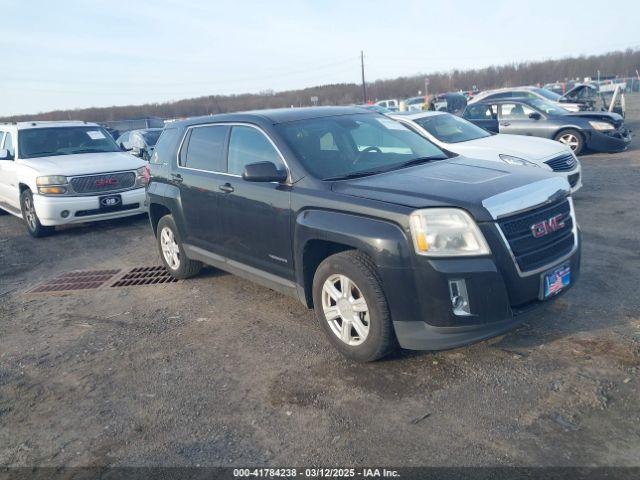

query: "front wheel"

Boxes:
[312, 250, 397, 362]
[20, 189, 54, 238]
[157, 215, 202, 279]
[555, 129, 584, 155]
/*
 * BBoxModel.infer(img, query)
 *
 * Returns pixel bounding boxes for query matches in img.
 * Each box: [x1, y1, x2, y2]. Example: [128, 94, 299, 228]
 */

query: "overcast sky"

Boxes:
[2, 0, 639, 116]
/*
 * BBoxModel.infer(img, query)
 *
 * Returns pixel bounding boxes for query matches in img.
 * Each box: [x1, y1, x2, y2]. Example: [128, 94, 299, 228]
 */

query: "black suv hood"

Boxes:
[331, 157, 564, 222]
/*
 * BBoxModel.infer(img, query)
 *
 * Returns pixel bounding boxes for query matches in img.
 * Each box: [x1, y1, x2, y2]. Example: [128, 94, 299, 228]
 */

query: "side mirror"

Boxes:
[529, 112, 541, 120]
[0, 149, 12, 160]
[120, 144, 133, 152]
[242, 161, 287, 183]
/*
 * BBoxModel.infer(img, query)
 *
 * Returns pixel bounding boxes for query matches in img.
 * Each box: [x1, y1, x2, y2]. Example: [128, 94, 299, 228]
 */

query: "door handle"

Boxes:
[170, 173, 183, 183]
[219, 183, 234, 193]
[500, 122, 511, 127]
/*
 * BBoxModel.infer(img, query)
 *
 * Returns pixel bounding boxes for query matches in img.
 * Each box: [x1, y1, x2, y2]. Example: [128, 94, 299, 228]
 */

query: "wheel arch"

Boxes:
[295, 210, 417, 316]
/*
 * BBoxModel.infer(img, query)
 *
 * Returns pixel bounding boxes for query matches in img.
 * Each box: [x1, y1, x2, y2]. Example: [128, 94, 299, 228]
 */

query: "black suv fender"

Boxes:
[147, 182, 186, 236]
[295, 209, 419, 324]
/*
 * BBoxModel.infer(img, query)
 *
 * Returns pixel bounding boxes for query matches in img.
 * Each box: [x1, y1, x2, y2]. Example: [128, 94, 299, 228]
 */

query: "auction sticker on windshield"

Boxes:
[87, 130, 106, 140]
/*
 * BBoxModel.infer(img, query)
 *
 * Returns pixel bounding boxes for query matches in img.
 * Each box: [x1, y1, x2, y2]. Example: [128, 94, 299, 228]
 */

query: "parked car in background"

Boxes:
[561, 83, 626, 117]
[463, 98, 631, 155]
[427, 92, 467, 115]
[102, 117, 165, 138]
[404, 96, 427, 111]
[374, 99, 399, 112]
[543, 81, 578, 96]
[0, 121, 148, 237]
[391, 111, 582, 192]
[469, 86, 583, 112]
[147, 107, 580, 361]
[116, 128, 164, 161]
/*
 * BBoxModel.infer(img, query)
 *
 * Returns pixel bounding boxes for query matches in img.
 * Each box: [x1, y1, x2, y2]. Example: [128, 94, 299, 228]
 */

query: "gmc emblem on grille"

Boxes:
[96, 178, 118, 188]
[531, 214, 566, 238]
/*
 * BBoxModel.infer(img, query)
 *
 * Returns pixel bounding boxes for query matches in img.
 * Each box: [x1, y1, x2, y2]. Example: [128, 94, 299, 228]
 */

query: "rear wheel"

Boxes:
[157, 215, 202, 279]
[20, 189, 54, 237]
[555, 129, 584, 155]
[312, 250, 397, 362]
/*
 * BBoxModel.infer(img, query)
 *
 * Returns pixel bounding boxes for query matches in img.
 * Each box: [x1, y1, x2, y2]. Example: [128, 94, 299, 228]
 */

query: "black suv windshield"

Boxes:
[18, 126, 121, 159]
[275, 114, 448, 180]
[413, 113, 490, 143]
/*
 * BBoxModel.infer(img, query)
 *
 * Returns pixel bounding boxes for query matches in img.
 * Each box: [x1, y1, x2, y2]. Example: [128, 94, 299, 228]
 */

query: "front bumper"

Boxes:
[389, 227, 582, 351]
[33, 188, 147, 226]
[585, 127, 632, 153]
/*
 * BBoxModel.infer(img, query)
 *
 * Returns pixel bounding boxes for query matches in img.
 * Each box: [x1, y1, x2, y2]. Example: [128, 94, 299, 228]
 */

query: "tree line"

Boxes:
[3, 48, 639, 123]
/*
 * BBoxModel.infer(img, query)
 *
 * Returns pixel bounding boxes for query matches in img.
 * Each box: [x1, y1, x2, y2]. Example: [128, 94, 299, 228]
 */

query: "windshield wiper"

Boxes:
[26, 151, 65, 157]
[70, 148, 108, 154]
[393, 156, 445, 169]
[323, 156, 446, 181]
[323, 170, 387, 181]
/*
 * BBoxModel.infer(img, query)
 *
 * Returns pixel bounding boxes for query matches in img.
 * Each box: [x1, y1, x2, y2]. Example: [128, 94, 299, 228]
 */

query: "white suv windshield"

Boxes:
[18, 127, 120, 159]
[413, 114, 490, 143]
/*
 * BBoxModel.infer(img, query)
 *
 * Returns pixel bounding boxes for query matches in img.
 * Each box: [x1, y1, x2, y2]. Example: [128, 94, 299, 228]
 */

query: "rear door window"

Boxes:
[464, 104, 495, 120]
[182, 125, 229, 172]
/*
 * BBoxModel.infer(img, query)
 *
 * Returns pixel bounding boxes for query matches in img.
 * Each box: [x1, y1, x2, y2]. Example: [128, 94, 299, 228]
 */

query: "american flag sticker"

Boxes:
[544, 265, 571, 298]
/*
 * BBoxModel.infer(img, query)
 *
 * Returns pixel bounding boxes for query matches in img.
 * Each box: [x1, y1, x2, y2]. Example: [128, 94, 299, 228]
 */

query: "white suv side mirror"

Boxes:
[0, 149, 12, 160]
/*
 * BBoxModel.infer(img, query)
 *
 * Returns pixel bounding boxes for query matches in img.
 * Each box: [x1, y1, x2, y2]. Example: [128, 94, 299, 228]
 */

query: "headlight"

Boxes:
[409, 208, 490, 257]
[499, 154, 539, 168]
[589, 121, 614, 131]
[36, 175, 68, 195]
[135, 165, 150, 187]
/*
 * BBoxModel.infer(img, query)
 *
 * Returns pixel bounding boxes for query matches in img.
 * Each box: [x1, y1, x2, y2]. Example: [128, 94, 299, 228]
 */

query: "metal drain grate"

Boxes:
[110, 266, 179, 287]
[28, 269, 121, 293]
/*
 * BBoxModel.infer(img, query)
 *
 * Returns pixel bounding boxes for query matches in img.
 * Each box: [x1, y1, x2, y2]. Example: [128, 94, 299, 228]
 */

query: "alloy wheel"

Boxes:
[23, 195, 37, 231]
[558, 133, 579, 150]
[160, 226, 180, 270]
[321, 274, 370, 346]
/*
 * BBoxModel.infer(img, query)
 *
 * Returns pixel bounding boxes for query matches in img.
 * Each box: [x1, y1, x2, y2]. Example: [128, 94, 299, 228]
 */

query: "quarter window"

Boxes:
[227, 126, 283, 176]
[182, 125, 229, 171]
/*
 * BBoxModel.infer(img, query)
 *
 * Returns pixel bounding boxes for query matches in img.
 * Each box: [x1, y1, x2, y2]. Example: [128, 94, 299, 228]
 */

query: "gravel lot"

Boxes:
[1, 121, 639, 468]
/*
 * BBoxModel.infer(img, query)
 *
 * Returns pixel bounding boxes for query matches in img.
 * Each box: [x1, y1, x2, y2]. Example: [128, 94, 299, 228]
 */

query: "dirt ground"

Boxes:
[1, 125, 640, 468]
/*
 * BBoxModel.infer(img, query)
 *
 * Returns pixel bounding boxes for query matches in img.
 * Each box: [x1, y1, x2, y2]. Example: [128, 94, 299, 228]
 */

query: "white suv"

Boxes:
[0, 121, 148, 237]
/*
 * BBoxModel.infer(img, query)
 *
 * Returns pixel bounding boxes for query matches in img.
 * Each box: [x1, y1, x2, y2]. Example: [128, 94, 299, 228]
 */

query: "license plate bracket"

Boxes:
[541, 263, 571, 300]
[99, 194, 122, 209]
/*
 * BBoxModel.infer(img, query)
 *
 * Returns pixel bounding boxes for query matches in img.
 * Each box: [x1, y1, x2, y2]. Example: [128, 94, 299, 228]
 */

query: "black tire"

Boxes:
[312, 250, 397, 362]
[554, 129, 584, 155]
[156, 215, 202, 279]
[20, 189, 54, 238]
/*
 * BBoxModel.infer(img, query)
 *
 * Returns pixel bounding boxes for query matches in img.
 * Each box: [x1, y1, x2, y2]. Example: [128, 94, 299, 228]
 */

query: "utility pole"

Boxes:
[360, 50, 367, 104]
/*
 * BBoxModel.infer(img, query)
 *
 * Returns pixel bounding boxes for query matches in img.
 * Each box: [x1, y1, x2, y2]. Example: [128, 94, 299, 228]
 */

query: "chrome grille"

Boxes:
[70, 172, 136, 194]
[545, 153, 577, 172]
[498, 199, 575, 272]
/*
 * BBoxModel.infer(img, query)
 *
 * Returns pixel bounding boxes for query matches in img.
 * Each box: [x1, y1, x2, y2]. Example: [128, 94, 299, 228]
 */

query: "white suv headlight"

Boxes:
[499, 154, 539, 168]
[36, 175, 68, 195]
[409, 208, 490, 257]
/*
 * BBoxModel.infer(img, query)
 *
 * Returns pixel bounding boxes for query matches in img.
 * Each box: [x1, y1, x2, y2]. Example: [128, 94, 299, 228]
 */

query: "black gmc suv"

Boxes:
[147, 107, 581, 361]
